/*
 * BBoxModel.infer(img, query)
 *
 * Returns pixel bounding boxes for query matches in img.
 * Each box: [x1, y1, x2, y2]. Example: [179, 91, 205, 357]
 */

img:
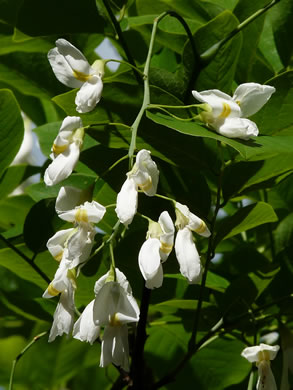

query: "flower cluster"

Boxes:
[192, 83, 275, 140]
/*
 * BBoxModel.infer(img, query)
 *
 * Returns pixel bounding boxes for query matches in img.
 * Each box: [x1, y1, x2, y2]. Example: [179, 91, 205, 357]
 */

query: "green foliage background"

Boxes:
[0, 0, 292, 389]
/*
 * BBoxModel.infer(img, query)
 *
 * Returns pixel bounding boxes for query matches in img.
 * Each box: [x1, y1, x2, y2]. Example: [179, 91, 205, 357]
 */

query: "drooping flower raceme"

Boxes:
[175, 202, 211, 284]
[92, 268, 140, 371]
[115, 149, 159, 226]
[192, 83, 275, 140]
[44, 116, 84, 186]
[48, 38, 104, 113]
[138, 211, 174, 289]
[241, 343, 280, 390]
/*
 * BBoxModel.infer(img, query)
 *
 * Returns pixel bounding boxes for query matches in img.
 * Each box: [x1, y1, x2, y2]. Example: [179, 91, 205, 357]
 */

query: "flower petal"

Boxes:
[73, 300, 100, 344]
[257, 360, 277, 390]
[48, 285, 75, 342]
[138, 238, 161, 281]
[44, 141, 80, 186]
[48, 39, 92, 88]
[145, 264, 164, 289]
[233, 82, 276, 117]
[55, 186, 84, 214]
[47, 228, 75, 261]
[175, 227, 202, 284]
[115, 178, 138, 226]
[75, 75, 103, 113]
[132, 149, 159, 196]
[100, 325, 130, 371]
[159, 211, 175, 261]
[192, 89, 240, 121]
[216, 117, 258, 140]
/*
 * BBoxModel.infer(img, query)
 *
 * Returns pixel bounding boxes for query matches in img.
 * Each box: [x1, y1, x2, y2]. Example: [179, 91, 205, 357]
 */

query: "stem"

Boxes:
[128, 13, 168, 167]
[154, 193, 176, 204]
[148, 106, 200, 122]
[189, 142, 224, 350]
[0, 235, 50, 284]
[105, 59, 145, 76]
[101, 0, 142, 84]
[89, 122, 131, 129]
[200, 0, 280, 63]
[148, 103, 202, 110]
[130, 286, 151, 389]
[9, 331, 48, 390]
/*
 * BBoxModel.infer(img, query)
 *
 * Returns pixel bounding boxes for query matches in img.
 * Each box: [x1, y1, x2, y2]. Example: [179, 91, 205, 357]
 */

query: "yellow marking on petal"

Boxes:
[52, 143, 68, 155]
[139, 177, 152, 192]
[47, 283, 61, 297]
[236, 100, 241, 106]
[75, 208, 88, 223]
[54, 251, 63, 262]
[160, 242, 173, 254]
[109, 313, 121, 327]
[194, 221, 207, 235]
[219, 102, 231, 118]
[257, 350, 271, 363]
[72, 69, 91, 82]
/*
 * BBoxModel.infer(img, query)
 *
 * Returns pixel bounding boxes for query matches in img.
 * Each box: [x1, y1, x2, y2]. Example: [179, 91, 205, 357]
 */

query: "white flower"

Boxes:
[115, 178, 138, 227]
[115, 149, 159, 226]
[138, 211, 174, 289]
[73, 300, 100, 345]
[44, 116, 84, 186]
[48, 283, 75, 342]
[42, 256, 75, 298]
[48, 38, 104, 113]
[92, 268, 140, 371]
[241, 343, 280, 390]
[192, 82, 275, 140]
[55, 186, 85, 214]
[58, 200, 106, 226]
[47, 228, 75, 262]
[174, 202, 210, 284]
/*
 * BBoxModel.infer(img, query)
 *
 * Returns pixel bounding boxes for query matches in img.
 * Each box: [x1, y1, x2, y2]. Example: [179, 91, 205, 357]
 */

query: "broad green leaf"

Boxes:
[0, 89, 24, 177]
[147, 111, 293, 161]
[185, 337, 250, 390]
[0, 34, 52, 55]
[270, 0, 293, 67]
[234, 0, 267, 83]
[0, 194, 34, 237]
[258, 13, 283, 73]
[25, 173, 96, 202]
[206, 271, 230, 292]
[215, 202, 278, 244]
[252, 71, 293, 136]
[194, 10, 242, 93]
[223, 154, 293, 200]
[0, 245, 48, 289]
[275, 212, 293, 254]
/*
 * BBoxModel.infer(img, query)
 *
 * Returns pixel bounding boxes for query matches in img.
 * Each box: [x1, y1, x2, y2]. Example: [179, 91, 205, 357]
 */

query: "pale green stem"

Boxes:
[148, 106, 201, 121]
[148, 103, 203, 110]
[104, 59, 145, 76]
[154, 193, 176, 204]
[89, 122, 131, 129]
[247, 370, 255, 390]
[9, 331, 48, 390]
[128, 12, 169, 168]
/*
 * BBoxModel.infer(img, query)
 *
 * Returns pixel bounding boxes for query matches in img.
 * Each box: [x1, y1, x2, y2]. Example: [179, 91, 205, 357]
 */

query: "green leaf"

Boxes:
[270, 0, 293, 67]
[0, 245, 48, 289]
[215, 202, 278, 245]
[206, 271, 230, 292]
[194, 10, 242, 93]
[0, 194, 34, 237]
[233, 0, 267, 83]
[0, 89, 24, 177]
[252, 71, 293, 136]
[147, 111, 293, 161]
[275, 212, 293, 254]
[0, 34, 52, 55]
[223, 154, 293, 200]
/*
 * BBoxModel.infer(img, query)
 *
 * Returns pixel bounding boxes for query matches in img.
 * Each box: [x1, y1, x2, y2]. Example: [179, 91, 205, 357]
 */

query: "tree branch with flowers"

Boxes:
[1, 0, 293, 389]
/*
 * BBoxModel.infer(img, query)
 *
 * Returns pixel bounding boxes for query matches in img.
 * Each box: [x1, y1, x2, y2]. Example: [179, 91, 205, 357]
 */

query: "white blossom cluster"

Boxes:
[42, 38, 278, 376]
